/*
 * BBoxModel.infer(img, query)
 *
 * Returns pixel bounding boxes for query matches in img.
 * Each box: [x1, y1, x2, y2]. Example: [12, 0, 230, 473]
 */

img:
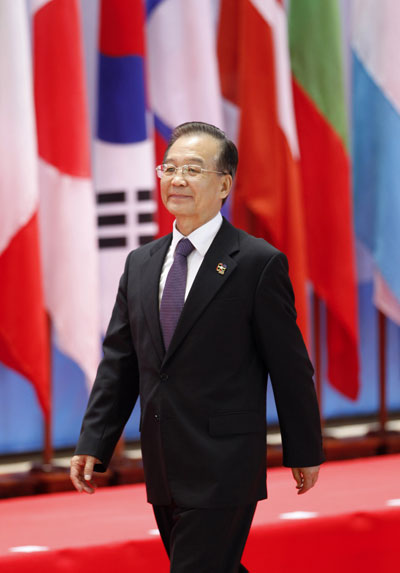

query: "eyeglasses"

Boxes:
[155, 163, 227, 179]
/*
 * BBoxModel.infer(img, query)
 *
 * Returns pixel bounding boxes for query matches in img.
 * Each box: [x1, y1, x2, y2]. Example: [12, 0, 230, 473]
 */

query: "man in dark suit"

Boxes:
[71, 122, 324, 572]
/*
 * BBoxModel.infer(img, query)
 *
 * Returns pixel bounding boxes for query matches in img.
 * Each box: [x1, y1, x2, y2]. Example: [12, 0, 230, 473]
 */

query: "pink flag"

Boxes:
[147, 0, 224, 236]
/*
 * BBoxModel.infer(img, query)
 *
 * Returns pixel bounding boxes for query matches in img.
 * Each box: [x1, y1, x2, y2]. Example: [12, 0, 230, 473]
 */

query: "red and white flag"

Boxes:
[33, 0, 100, 385]
[0, 0, 50, 419]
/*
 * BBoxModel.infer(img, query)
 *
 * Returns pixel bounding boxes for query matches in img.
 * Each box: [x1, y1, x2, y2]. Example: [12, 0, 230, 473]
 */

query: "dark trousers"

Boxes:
[153, 503, 257, 573]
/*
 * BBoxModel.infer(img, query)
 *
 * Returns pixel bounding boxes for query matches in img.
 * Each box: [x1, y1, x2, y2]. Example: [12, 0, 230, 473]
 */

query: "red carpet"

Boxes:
[0, 455, 399, 572]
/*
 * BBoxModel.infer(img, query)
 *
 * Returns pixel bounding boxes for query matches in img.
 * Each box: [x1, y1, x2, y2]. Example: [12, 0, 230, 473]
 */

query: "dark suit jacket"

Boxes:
[75, 218, 324, 508]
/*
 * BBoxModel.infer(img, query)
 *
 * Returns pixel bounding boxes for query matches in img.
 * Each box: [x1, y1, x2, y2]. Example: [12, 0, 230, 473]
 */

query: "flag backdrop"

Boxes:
[0, 0, 50, 419]
[95, 0, 157, 333]
[3, 0, 400, 453]
[218, 0, 309, 343]
[33, 0, 100, 385]
[352, 0, 400, 326]
[146, 0, 224, 236]
[289, 0, 360, 399]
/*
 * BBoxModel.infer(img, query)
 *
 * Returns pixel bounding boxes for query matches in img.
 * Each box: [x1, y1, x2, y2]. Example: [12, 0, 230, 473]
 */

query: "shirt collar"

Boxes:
[171, 212, 223, 256]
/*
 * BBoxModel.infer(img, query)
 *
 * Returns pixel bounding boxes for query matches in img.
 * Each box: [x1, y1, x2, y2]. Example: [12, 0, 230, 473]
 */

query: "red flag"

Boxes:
[218, 0, 309, 342]
[0, 1, 50, 419]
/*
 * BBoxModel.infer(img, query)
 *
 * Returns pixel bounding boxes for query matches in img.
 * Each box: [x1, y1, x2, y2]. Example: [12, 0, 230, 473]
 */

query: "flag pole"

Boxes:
[364, 309, 388, 456]
[43, 313, 53, 467]
[376, 310, 400, 456]
[378, 310, 387, 441]
[30, 314, 74, 495]
[43, 411, 52, 467]
[313, 291, 323, 417]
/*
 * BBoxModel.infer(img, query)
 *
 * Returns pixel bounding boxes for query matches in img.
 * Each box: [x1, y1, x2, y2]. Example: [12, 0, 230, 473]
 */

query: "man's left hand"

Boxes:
[291, 466, 320, 495]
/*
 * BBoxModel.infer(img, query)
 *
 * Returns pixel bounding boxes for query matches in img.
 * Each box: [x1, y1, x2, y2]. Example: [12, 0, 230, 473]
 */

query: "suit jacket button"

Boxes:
[154, 414, 160, 421]
[160, 373, 168, 381]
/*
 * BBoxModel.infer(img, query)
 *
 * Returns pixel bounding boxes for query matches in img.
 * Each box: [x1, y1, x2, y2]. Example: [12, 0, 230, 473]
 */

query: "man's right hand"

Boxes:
[70, 455, 101, 494]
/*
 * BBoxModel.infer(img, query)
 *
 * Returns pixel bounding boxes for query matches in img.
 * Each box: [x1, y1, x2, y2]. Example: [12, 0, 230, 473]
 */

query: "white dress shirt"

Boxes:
[159, 212, 223, 305]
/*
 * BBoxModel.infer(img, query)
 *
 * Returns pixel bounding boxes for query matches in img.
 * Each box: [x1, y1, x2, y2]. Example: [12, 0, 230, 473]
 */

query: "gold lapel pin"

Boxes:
[216, 262, 227, 275]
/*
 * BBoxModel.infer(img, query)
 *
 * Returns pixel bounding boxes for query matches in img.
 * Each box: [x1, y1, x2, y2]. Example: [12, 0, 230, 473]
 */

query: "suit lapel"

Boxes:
[163, 219, 240, 365]
[140, 234, 172, 362]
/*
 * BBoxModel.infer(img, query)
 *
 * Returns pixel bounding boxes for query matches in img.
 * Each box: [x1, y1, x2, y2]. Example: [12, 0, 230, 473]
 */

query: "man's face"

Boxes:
[160, 133, 231, 232]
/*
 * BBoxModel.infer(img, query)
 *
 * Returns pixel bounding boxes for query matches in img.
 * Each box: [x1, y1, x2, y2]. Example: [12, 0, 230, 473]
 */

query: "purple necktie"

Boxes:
[160, 238, 195, 350]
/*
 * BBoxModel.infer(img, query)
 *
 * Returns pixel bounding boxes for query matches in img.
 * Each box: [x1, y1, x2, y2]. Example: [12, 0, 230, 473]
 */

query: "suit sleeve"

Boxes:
[74, 254, 139, 472]
[253, 252, 325, 468]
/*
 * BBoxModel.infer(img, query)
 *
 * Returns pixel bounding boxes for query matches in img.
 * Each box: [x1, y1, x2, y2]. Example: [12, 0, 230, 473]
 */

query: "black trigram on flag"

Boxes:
[97, 188, 157, 250]
[95, 186, 157, 332]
